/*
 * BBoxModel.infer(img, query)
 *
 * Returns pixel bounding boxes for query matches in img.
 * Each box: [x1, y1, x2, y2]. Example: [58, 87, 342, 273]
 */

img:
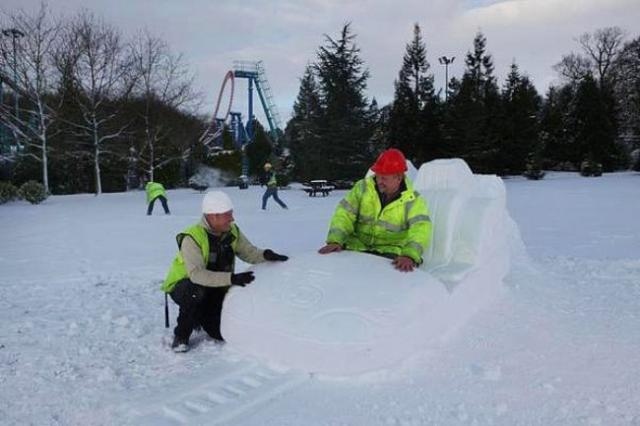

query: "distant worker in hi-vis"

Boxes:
[261, 162, 288, 210]
[145, 181, 170, 215]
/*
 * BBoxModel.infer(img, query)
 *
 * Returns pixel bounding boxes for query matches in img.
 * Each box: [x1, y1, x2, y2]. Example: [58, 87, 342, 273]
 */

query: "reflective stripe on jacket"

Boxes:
[145, 182, 166, 203]
[161, 223, 240, 293]
[326, 176, 432, 264]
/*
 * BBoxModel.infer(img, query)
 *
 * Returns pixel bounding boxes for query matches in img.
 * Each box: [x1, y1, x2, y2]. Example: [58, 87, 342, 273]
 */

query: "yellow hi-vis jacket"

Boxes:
[145, 182, 166, 203]
[326, 176, 432, 265]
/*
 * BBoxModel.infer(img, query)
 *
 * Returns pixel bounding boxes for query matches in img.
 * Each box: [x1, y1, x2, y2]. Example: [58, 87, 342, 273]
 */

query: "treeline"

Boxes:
[286, 24, 640, 181]
[2, 7, 639, 196]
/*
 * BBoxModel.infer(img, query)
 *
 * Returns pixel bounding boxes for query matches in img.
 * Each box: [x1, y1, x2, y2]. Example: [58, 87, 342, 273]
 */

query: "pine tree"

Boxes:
[573, 74, 620, 171]
[285, 64, 323, 181]
[388, 23, 440, 165]
[540, 85, 576, 169]
[367, 98, 386, 156]
[313, 23, 375, 180]
[499, 62, 541, 174]
[246, 120, 273, 177]
[446, 32, 501, 173]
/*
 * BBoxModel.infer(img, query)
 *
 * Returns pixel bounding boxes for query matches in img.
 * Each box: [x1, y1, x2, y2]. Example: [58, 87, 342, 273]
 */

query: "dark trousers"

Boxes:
[170, 279, 228, 341]
[262, 187, 287, 210]
[147, 195, 170, 215]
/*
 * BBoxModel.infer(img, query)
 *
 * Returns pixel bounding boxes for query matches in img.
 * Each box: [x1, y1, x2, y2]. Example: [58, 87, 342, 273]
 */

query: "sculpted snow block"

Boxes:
[222, 158, 514, 376]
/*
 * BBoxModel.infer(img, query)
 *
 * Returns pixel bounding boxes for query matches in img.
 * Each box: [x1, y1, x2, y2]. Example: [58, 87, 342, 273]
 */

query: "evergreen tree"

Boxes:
[207, 128, 242, 177]
[388, 23, 440, 165]
[446, 32, 501, 173]
[246, 120, 272, 178]
[313, 23, 375, 180]
[285, 64, 323, 181]
[573, 74, 620, 171]
[499, 62, 541, 174]
[540, 85, 577, 169]
[367, 98, 387, 157]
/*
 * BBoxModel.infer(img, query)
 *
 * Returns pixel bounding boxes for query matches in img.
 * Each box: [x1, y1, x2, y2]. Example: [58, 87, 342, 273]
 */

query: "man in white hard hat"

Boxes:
[161, 190, 289, 352]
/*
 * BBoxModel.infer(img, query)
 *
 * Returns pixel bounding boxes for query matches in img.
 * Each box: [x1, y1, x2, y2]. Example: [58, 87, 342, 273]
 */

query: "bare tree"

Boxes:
[56, 11, 135, 195]
[553, 52, 592, 83]
[554, 27, 625, 88]
[578, 27, 626, 88]
[130, 30, 197, 182]
[0, 3, 62, 192]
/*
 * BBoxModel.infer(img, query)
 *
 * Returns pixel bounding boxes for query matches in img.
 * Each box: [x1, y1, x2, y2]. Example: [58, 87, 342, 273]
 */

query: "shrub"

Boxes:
[523, 167, 546, 180]
[0, 181, 19, 204]
[523, 152, 546, 180]
[18, 180, 48, 204]
[633, 149, 640, 171]
[580, 160, 603, 177]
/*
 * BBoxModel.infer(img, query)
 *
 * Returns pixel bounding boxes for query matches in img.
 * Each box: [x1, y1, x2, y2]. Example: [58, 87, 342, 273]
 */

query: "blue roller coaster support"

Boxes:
[229, 112, 250, 177]
[233, 61, 282, 145]
[246, 78, 254, 142]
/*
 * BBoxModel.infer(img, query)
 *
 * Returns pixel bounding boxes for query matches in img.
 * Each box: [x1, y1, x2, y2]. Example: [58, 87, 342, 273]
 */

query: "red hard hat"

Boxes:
[371, 148, 407, 175]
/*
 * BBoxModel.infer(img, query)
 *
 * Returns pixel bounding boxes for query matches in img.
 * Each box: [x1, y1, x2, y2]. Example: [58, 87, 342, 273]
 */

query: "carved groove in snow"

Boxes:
[129, 363, 306, 425]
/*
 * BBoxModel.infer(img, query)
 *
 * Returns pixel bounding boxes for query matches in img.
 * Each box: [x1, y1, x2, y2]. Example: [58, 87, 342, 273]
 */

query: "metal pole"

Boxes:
[247, 77, 254, 141]
[438, 56, 455, 103]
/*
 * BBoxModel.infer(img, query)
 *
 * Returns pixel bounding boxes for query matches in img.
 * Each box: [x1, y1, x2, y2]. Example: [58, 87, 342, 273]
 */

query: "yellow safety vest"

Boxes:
[161, 223, 239, 293]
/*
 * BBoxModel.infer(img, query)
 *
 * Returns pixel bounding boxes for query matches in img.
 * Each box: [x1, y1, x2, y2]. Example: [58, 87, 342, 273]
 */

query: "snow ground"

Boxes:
[1, 171, 639, 425]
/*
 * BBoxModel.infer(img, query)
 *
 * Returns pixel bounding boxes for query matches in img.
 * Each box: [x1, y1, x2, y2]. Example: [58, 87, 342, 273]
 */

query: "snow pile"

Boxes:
[222, 158, 515, 376]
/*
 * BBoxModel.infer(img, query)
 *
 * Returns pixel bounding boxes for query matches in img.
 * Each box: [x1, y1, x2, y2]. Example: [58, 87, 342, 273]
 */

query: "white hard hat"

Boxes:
[202, 191, 234, 214]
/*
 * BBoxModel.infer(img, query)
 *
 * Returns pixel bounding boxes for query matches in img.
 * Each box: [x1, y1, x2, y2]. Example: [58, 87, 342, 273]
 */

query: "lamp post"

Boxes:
[2, 28, 25, 147]
[438, 56, 455, 103]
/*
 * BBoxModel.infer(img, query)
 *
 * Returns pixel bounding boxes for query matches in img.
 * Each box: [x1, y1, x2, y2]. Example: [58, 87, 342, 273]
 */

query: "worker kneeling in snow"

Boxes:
[161, 191, 288, 352]
[318, 148, 432, 272]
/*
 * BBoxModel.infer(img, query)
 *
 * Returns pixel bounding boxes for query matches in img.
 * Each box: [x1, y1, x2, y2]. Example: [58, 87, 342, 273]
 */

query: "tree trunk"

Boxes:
[93, 125, 102, 195]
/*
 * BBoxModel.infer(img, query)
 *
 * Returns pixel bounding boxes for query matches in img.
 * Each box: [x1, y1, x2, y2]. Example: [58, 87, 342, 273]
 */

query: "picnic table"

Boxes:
[302, 180, 334, 197]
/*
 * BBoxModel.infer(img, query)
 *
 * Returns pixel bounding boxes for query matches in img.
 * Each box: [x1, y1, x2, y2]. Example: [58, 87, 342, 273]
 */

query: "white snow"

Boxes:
[1, 168, 639, 425]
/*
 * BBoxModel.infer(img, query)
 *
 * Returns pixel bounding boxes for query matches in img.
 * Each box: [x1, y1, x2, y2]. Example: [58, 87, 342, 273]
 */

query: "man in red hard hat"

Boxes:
[318, 148, 432, 272]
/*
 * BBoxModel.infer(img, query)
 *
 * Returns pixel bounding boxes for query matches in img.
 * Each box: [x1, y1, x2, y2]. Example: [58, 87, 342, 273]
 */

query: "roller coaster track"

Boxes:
[199, 70, 235, 148]
[199, 61, 281, 151]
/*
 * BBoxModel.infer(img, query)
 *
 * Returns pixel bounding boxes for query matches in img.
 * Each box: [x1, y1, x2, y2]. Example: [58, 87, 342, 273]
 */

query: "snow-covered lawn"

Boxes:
[1, 171, 639, 425]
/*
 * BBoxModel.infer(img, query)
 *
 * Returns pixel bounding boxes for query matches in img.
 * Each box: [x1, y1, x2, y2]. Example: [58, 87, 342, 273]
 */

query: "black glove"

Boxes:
[263, 249, 288, 262]
[230, 271, 255, 287]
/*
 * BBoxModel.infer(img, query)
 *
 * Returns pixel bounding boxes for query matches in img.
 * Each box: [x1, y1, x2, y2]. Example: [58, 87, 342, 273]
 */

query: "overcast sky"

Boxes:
[2, 0, 640, 126]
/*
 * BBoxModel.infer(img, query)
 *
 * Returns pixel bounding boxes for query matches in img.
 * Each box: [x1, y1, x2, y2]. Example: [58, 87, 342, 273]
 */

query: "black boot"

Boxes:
[171, 335, 189, 353]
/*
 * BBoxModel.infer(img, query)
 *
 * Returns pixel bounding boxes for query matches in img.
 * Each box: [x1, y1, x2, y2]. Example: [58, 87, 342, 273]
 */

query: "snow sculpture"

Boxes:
[222, 158, 512, 376]
[414, 158, 509, 288]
